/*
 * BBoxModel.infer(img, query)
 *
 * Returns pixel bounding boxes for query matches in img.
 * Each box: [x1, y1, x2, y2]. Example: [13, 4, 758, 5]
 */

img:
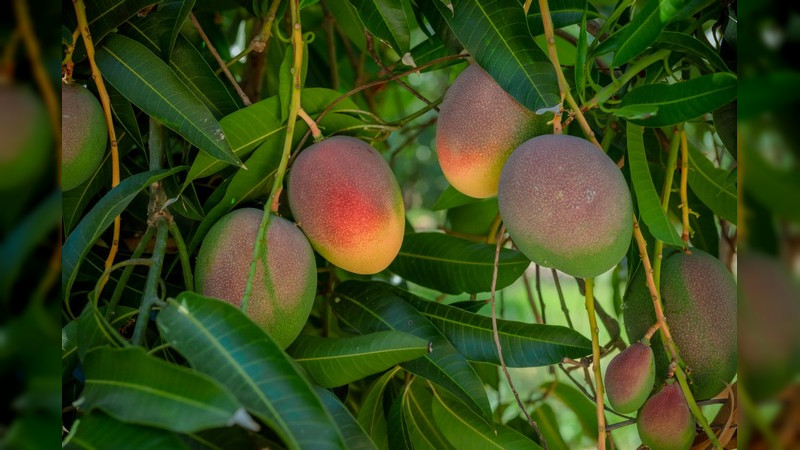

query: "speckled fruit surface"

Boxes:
[624, 249, 737, 400]
[195, 209, 317, 348]
[436, 64, 549, 198]
[0, 86, 51, 190]
[288, 136, 405, 275]
[62, 82, 107, 191]
[605, 342, 655, 413]
[637, 384, 695, 450]
[497, 134, 633, 278]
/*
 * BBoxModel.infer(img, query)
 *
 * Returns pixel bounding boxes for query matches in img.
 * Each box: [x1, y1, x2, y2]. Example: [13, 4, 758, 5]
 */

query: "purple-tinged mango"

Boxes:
[624, 249, 737, 400]
[288, 136, 405, 274]
[605, 342, 655, 414]
[435, 64, 549, 198]
[62, 82, 107, 191]
[0, 85, 51, 190]
[637, 383, 696, 450]
[195, 208, 316, 348]
[497, 134, 633, 278]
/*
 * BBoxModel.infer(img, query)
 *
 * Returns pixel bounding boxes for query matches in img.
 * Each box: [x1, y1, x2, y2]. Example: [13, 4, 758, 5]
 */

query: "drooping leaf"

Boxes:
[327, 0, 368, 50]
[62, 167, 185, 299]
[545, 382, 599, 441]
[530, 404, 569, 450]
[124, 21, 241, 118]
[357, 367, 401, 449]
[387, 392, 413, 450]
[402, 381, 454, 450]
[62, 414, 188, 450]
[288, 332, 429, 388]
[396, 288, 593, 367]
[316, 387, 378, 450]
[95, 35, 241, 166]
[432, 185, 478, 210]
[429, 384, 541, 449]
[525, 0, 601, 36]
[81, 347, 254, 433]
[156, 292, 346, 450]
[612, 0, 683, 66]
[332, 281, 493, 422]
[388, 233, 530, 295]
[656, 31, 729, 73]
[687, 143, 737, 224]
[349, 0, 414, 53]
[626, 122, 684, 247]
[432, 0, 560, 113]
[618, 73, 737, 127]
[155, 0, 197, 61]
[106, 84, 144, 148]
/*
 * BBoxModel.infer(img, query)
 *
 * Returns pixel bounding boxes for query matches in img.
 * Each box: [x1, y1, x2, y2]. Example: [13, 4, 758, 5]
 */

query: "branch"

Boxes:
[189, 12, 252, 106]
[73, 0, 121, 270]
[680, 131, 691, 247]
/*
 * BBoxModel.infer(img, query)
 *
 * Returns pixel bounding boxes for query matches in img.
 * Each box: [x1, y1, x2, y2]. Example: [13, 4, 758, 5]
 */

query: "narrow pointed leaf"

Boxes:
[612, 0, 682, 66]
[688, 143, 737, 224]
[626, 122, 684, 247]
[62, 167, 185, 299]
[156, 292, 346, 450]
[429, 385, 541, 449]
[432, 0, 559, 113]
[357, 367, 400, 449]
[316, 387, 378, 450]
[389, 233, 530, 294]
[397, 288, 592, 366]
[525, 0, 601, 36]
[403, 381, 454, 450]
[289, 332, 429, 388]
[75, 305, 137, 361]
[618, 73, 737, 127]
[156, 0, 197, 61]
[81, 347, 251, 433]
[432, 185, 477, 210]
[656, 31, 728, 73]
[388, 393, 413, 450]
[63, 414, 188, 450]
[545, 382, 598, 441]
[106, 84, 144, 148]
[531, 404, 568, 450]
[332, 281, 493, 422]
[65, 0, 155, 61]
[95, 35, 241, 166]
[349, 0, 413, 53]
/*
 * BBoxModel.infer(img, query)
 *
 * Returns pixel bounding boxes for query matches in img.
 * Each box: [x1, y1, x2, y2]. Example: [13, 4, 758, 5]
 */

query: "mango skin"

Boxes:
[195, 209, 317, 348]
[637, 383, 696, 450]
[0, 86, 51, 190]
[605, 342, 655, 414]
[497, 134, 633, 278]
[287, 136, 405, 275]
[435, 64, 549, 198]
[624, 249, 737, 400]
[62, 82, 107, 191]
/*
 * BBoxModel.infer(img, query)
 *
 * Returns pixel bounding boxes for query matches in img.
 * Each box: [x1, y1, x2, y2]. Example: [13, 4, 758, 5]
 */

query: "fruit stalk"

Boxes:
[584, 277, 607, 449]
[243, 0, 304, 311]
[73, 0, 121, 270]
[653, 128, 682, 286]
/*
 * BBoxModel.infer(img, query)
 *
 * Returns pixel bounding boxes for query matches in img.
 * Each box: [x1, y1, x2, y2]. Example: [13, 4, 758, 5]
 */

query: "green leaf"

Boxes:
[184, 88, 359, 185]
[75, 305, 137, 361]
[712, 101, 736, 158]
[332, 281, 493, 422]
[545, 382, 598, 441]
[125, 21, 241, 118]
[279, 44, 309, 122]
[687, 144, 737, 224]
[574, 7, 589, 100]
[433, 0, 560, 113]
[316, 388, 378, 450]
[656, 31, 729, 73]
[81, 347, 254, 433]
[686, 190, 719, 256]
[65, 0, 156, 60]
[289, 332, 429, 388]
[95, 35, 241, 167]
[432, 185, 478, 210]
[349, 0, 413, 53]
[526, 0, 601, 36]
[156, 292, 346, 450]
[63, 414, 188, 450]
[62, 167, 185, 299]
[156, 0, 197, 61]
[327, 0, 368, 50]
[612, 104, 659, 120]
[531, 404, 568, 450]
[612, 0, 682, 66]
[618, 73, 738, 127]
[626, 122, 684, 247]
[429, 384, 541, 449]
[106, 84, 144, 149]
[388, 392, 413, 450]
[388, 233, 530, 295]
[63, 152, 111, 234]
[397, 288, 592, 367]
[403, 381, 455, 450]
[357, 367, 401, 449]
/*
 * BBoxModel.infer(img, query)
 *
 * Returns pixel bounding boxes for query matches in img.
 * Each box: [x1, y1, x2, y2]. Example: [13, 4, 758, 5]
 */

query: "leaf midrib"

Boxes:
[624, 78, 735, 107]
[294, 347, 425, 362]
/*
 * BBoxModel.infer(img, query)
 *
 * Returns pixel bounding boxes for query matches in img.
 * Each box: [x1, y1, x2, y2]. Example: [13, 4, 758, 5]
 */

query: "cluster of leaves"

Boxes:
[61, 0, 737, 448]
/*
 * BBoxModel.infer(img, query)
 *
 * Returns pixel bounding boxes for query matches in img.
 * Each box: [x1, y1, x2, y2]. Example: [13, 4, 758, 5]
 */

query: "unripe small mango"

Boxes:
[62, 82, 107, 191]
[498, 134, 633, 278]
[288, 136, 405, 275]
[436, 64, 548, 198]
[0, 85, 51, 190]
[195, 209, 317, 348]
[605, 342, 655, 414]
[637, 383, 696, 450]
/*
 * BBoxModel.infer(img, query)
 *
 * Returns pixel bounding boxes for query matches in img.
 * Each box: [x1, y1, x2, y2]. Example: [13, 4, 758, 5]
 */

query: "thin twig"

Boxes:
[522, 271, 543, 324]
[534, 264, 546, 323]
[365, 31, 437, 111]
[131, 220, 169, 346]
[551, 269, 573, 328]
[584, 277, 607, 449]
[490, 225, 547, 448]
[189, 12, 251, 106]
[74, 0, 121, 270]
